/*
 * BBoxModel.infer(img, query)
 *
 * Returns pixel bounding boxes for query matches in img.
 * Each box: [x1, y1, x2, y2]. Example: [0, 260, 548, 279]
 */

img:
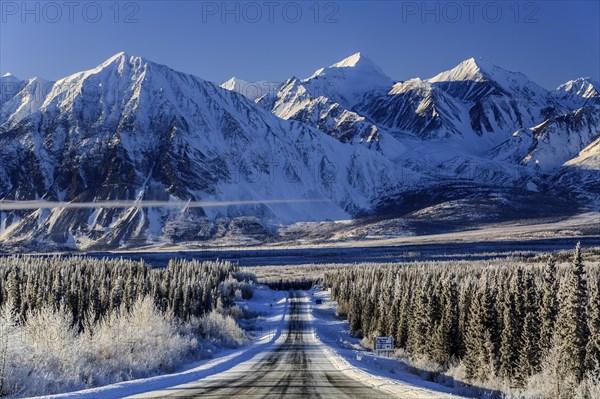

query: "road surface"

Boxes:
[130, 292, 392, 398]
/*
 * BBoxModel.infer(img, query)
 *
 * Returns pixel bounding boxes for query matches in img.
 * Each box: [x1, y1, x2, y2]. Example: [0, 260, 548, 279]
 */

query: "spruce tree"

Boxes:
[407, 279, 432, 357]
[464, 289, 483, 380]
[110, 276, 124, 311]
[7, 268, 22, 314]
[585, 279, 600, 374]
[555, 242, 589, 382]
[539, 256, 559, 356]
[517, 271, 541, 384]
[349, 291, 362, 336]
[430, 279, 459, 366]
[396, 287, 411, 349]
[499, 288, 519, 379]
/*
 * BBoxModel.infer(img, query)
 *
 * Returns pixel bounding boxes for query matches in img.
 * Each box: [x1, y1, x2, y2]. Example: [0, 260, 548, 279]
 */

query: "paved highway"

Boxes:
[130, 292, 391, 399]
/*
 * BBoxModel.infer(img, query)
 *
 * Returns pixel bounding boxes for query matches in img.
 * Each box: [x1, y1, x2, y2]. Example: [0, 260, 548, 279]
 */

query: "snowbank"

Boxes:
[310, 288, 468, 398]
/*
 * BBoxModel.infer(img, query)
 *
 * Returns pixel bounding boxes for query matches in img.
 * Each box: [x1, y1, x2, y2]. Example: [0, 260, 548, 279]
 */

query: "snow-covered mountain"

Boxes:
[1, 73, 24, 104]
[490, 107, 600, 173]
[553, 77, 600, 108]
[0, 52, 598, 250]
[301, 52, 393, 108]
[0, 53, 402, 249]
[356, 57, 559, 148]
[259, 76, 393, 149]
[257, 53, 397, 148]
[552, 136, 600, 203]
[220, 77, 280, 101]
[357, 78, 469, 140]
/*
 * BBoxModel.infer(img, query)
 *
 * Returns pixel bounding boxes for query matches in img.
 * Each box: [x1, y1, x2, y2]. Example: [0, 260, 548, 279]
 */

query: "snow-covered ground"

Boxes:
[310, 287, 469, 398]
[25, 287, 288, 399]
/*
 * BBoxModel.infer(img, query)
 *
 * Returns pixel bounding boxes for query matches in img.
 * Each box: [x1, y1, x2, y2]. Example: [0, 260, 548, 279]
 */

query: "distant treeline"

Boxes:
[324, 244, 600, 397]
[0, 256, 255, 327]
[264, 278, 318, 291]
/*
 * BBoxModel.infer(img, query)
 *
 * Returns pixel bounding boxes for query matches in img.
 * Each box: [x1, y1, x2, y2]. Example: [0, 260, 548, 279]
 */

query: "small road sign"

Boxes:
[375, 336, 394, 353]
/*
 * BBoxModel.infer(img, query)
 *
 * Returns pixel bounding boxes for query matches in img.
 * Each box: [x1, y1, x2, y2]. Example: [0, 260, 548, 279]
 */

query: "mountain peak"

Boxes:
[330, 52, 368, 68]
[328, 52, 389, 76]
[463, 57, 492, 68]
[554, 77, 600, 106]
[302, 52, 392, 107]
[428, 57, 548, 102]
[1, 72, 20, 82]
[74, 51, 165, 82]
[557, 77, 600, 94]
[220, 76, 280, 101]
[99, 51, 140, 67]
[221, 76, 246, 87]
[429, 57, 495, 83]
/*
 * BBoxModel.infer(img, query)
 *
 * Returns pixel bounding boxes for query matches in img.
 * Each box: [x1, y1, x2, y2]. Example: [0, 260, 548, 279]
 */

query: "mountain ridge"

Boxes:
[0, 52, 598, 250]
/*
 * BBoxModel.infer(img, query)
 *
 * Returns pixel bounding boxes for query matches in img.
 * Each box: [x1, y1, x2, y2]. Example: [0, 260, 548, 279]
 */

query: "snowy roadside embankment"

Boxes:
[25, 287, 288, 399]
[310, 288, 469, 399]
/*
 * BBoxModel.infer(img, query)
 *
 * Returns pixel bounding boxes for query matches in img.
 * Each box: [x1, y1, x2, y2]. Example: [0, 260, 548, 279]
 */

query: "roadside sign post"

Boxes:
[375, 336, 394, 357]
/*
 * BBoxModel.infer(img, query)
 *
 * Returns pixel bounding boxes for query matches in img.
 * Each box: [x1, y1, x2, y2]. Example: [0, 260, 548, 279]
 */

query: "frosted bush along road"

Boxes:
[131, 292, 399, 399]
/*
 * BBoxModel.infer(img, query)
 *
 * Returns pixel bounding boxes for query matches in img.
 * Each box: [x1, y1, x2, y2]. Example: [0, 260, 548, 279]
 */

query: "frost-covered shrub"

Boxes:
[220, 278, 254, 302]
[0, 257, 254, 398]
[0, 298, 200, 397]
[0, 302, 29, 397]
[0, 303, 84, 397]
[81, 297, 197, 385]
[575, 372, 600, 399]
[235, 270, 257, 284]
[199, 311, 247, 348]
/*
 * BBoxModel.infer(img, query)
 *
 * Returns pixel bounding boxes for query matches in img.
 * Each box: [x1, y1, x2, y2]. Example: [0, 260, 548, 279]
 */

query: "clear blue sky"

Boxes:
[1, 1, 598, 89]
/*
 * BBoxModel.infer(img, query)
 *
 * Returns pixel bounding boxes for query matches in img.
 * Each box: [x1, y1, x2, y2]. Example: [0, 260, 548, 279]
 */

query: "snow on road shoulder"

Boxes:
[236, 285, 289, 343]
[310, 288, 469, 399]
[27, 287, 288, 399]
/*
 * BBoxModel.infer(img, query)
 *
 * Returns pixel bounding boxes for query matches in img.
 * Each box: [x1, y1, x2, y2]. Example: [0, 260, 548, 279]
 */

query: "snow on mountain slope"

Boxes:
[553, 77, 600, 108]
[490, 106, 600, 173]
[301, 52, 393, 108]
[1, 75, 53, 125]
[1, 73, 24, 105]
[258, 55, 405, 154]
[553, 136, 600, 203]
[426, 58, 556, 143]
[220, 77, 280, 101]
[0, 52, 598, 250]
[565, 135, 600, 168]
[356, 78, 470, 140]
[264, 54, 573, 153]
[261, 76, 396, 150]
[0, 52, 404, 249]
[353, 57, 562, 151]
[428, 58, 548, 101]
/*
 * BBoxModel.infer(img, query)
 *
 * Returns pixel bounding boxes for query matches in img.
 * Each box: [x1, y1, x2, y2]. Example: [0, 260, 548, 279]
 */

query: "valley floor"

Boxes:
[78, 211, 600, 268]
